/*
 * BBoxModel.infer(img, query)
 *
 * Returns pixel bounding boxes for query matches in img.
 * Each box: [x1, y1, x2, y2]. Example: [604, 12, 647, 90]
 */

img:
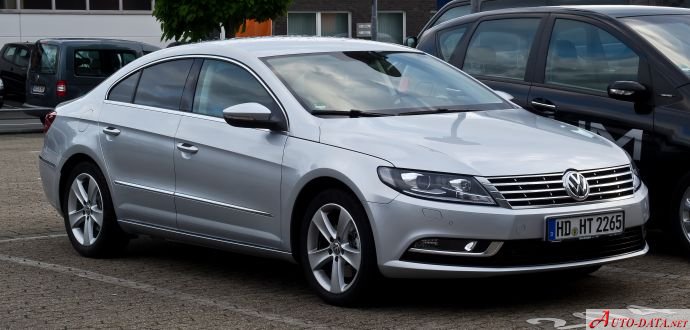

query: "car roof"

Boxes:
[38, 38, 153, 46]
[163, 36, 419, 58]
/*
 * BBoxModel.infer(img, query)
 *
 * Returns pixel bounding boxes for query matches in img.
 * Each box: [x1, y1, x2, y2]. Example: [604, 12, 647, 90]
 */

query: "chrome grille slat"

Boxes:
[486, 165, 635, 208]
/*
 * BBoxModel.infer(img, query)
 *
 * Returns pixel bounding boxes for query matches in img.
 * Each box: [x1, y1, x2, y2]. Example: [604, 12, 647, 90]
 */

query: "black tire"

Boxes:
[298, 189, 379, 306]
[61, 162, 128, 258]
[670, 174, 690, 256]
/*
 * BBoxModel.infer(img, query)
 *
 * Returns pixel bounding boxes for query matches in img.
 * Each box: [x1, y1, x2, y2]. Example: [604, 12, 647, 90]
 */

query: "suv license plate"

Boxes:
[546, 211, 624, 241]
[31, 85, 45, 94]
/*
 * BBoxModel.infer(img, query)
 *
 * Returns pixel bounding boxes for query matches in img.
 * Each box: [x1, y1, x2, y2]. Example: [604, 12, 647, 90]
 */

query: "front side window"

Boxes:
[108, 70, 141, 103]
[134, 59, 193, 110]
[288, 12, 350, 37]
[74, 49, 137, 77]
[463, 18, 541, 80]
[192, 60, 278, 118]
[438, 25, 467, 62]
[545, 19, 639, 92]
[264, 51, 508, 115]
[433, 5, 471, 27]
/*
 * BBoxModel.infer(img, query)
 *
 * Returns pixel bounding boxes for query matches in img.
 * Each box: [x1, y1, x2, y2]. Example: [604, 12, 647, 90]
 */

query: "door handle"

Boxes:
[102, 127, 121, 136]
[530, 99, 557, 115]
[176, 143, 198, 154]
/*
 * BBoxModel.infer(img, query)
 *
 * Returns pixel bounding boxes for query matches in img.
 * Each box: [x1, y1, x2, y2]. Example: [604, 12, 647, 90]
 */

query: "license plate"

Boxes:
[31, 85, 45, 94]
[546, 211, 624, 241]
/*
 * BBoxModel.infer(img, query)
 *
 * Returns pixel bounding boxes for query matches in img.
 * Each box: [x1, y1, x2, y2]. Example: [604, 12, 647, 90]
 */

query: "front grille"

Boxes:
[401, 227, 645, 268]
[486, 165, 634, 208]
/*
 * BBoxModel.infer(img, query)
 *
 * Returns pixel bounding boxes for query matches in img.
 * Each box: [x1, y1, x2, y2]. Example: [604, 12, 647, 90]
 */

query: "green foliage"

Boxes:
[153, 0, 292, 42]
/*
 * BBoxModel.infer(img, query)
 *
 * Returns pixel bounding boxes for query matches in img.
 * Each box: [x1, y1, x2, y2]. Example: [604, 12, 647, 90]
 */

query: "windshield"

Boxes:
[30, 43, 58, 75]
[623, 15, 690, 77]
[263, 51, 509, 115]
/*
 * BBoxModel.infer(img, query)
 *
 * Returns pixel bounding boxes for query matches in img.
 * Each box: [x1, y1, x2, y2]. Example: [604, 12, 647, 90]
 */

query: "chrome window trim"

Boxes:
[409, 241, 503, 258]
[104, 54, 290, 131]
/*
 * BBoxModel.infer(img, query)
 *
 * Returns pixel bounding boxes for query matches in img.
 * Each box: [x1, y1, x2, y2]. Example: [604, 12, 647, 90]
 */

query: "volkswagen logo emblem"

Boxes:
[563, 170, 589, 201]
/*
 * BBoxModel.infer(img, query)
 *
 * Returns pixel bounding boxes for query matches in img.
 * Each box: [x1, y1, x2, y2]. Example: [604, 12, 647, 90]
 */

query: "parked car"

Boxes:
[25, 38, 159, 122]
[0, 42, 34, 100]
[407, 0, 666, 47]
[39, 38, 648, 305]
[417, 5, 690, 253]
[0, 77, 5, 108]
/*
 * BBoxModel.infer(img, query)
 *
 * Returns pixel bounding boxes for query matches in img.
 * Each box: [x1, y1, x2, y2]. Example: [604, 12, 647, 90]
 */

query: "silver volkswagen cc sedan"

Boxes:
[39, 37, 649, 305]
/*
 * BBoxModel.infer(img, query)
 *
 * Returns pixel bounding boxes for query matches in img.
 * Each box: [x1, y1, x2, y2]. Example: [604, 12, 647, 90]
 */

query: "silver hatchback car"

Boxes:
[39, 37, 649, 305]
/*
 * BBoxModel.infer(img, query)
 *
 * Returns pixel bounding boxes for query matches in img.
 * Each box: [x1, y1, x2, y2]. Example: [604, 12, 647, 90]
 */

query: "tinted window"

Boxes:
[434, 5, 471, 27]
[463, 18, 540, 80]
[108, 71, 141, 103]
[545, 19, 639, 92]
[2, 46, 16, 62]
[134, 60, 193, 110]
[74, 49, 137, 77]
[193, 60, 278, 118]
[438, 25, 467, 61]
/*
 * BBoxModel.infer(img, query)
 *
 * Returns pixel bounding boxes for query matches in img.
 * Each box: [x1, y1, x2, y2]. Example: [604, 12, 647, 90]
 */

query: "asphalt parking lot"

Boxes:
[1, 133, 689, 329]
[0, 100, 43, 134]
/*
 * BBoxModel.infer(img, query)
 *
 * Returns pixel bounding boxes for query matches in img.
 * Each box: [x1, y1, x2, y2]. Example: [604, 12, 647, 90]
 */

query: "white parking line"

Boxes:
[0, 234, 67, 244]
[0, 253, 328, 329]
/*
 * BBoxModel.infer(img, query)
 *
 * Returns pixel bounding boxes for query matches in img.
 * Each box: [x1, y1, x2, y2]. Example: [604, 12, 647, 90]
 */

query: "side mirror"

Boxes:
[494, 90, 515, 101]
[405, 36, 418, 48]
[222, 102, 285, 131]
[607, 81, 648, 102]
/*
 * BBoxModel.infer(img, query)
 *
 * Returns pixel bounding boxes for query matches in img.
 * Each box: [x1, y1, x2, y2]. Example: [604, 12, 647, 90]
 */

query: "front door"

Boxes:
[527, 16, 655, 167]
[174, 58, 287, 249]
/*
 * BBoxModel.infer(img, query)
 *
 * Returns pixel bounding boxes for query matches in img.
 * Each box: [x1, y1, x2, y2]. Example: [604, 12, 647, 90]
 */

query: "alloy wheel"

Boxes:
[67, 173, 104, 246]
[307, 203, 362, 294]
[680, 186, 690, 245]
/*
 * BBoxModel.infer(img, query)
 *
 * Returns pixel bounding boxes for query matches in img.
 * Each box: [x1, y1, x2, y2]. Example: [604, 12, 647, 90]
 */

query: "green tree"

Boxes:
[153, 0, 292, 42]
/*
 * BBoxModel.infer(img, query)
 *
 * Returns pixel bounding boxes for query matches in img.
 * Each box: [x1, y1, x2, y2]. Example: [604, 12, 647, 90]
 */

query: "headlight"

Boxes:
[377, 167, 495, 205]
[631, 163, 641, 192]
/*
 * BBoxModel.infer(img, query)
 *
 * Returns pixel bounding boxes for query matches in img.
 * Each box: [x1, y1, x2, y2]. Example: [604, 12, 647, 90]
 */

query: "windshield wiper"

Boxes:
[397, 108, 482, 116]
[310, 109, 393, 118]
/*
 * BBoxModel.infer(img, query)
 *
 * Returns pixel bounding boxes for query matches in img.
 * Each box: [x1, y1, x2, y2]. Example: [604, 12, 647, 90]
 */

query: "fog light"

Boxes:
[464, 241, 478, 252]
[413, 238, 439, 249]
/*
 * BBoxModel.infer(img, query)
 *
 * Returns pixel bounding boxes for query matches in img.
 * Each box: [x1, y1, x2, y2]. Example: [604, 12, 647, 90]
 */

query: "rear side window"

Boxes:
[192, 59, 279, 118]
[74, 49, 137, 77]
[433, 5, 471, 27]
[108, 71, 141, 103]
[15, 48, 30, 67]
[462, 18, 541, 80]
[30, 44, 59, 74]
[545, 19, 639, 92]
[2, 46, 16, 62]
[134, 59, 193, 110]
[438, 25, 468, 62]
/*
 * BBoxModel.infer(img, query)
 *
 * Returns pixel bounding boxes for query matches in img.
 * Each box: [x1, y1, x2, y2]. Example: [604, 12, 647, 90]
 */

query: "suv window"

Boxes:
[30, 44, 59, 75]
[15, 48, 30, 67]
[438, 25, 468, 61]
[108, 71, 141, 103]
[2, 46, 17, 62]
[192, 59, 279, 118]
[134, 59, 193, 110]
[434, 5, 471, 27]
[463, 18, 541, 80]
[545, 19, 639, 92]
[74, 49, 137, 77]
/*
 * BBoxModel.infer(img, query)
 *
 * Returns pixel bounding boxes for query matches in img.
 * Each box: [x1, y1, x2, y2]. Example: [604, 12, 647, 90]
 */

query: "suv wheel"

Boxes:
[62, 162, 128, 257]
[674, 177, 690, 255]
[299, 189, 378, 306]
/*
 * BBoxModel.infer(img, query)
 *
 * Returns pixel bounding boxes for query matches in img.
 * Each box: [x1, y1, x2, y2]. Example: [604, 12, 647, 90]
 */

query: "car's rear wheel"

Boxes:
[673, 177, 690, 256]
[62, 162, 128, 257]
[299, 189, 378, 306]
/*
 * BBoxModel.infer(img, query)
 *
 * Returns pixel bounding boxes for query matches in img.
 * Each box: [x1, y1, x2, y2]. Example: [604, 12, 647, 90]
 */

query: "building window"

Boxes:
[287, 12, 351, 37]
[123, 0, 151, 10]
[21, 0, 52, 9]
[1, 0, 18, 9]
[56, 0, 86, 10]
[377, 12, 405, 44]
[89, 0, 119, 10]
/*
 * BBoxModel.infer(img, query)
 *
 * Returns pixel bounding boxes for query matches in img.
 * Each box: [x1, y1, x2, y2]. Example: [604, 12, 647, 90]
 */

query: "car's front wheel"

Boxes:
[299, 189, 378, 306]
[61, 162, 128, 257]
[673, 177, 690, 256]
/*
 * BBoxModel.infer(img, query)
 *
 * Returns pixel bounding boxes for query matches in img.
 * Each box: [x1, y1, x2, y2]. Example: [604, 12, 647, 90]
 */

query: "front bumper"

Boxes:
[368, 184, 649, 278]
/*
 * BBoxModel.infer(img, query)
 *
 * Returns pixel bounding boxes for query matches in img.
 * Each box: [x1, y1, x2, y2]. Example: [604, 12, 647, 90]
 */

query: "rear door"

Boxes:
[455, 14, 547, 107]
[99, 58, 194, 229]
[26, 42, 59, 107]
[527, 15, 654, 165]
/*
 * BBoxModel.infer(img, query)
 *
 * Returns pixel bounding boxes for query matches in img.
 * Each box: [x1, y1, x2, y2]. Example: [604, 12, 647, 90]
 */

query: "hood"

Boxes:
[318, 109, 630, 177]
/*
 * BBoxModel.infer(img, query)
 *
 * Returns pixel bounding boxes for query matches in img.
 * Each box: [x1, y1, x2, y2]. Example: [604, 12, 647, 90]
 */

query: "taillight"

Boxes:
[43, 111, 57, 133]
[56, 80, 67, 97]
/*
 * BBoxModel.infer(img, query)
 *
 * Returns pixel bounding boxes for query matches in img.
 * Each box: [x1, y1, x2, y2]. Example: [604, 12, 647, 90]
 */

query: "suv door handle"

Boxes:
[530, 99, 557, 115]
[176, 143, 198, 154]
[102, 127, 121, 136]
